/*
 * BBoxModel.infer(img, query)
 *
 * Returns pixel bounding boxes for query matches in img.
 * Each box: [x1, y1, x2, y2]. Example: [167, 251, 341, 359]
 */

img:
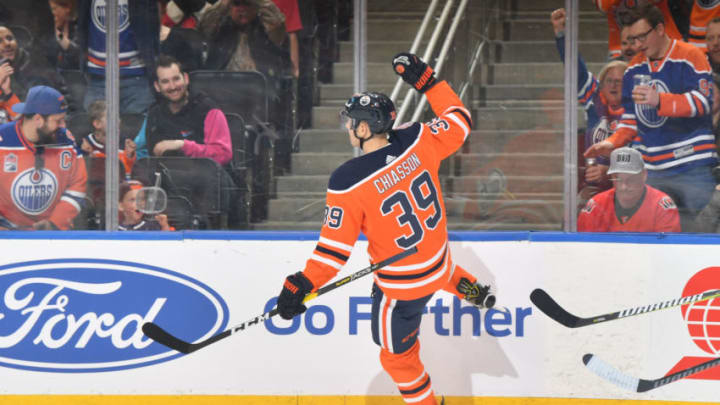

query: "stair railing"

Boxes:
[409, 0, 470, 123]
[393, 0, 456, 127]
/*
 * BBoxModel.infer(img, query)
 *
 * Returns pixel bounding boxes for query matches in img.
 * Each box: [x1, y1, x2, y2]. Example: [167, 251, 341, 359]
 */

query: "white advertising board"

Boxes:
[0, 231, 716, 403]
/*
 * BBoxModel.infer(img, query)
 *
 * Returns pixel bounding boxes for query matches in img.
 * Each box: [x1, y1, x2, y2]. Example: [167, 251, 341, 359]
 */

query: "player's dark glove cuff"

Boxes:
[392, 52, 437, 93]
[277, 272, 314, 320]
[458, 278, 496, 309]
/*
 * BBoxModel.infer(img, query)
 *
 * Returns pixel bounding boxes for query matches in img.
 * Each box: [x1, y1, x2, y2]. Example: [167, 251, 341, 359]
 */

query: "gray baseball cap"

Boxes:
[607, 147, 645, 175]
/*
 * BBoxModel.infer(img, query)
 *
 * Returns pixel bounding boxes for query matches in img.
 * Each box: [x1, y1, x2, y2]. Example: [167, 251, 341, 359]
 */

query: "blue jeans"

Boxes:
[647, 165, 716, 231]
[84, 75, 156, 114]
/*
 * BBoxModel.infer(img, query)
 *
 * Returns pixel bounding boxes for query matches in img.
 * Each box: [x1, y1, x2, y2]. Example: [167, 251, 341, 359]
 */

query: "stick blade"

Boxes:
[583, 353, 641, 392]
[529, 288, 581, 328]
[142, 322, 192, 354]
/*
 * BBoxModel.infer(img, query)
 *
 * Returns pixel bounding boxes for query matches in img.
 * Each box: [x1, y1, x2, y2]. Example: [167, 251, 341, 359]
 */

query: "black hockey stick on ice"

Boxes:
[530, 288, 720, 328]
[143, 247, 418, 354]
[583, 353, 720, 392]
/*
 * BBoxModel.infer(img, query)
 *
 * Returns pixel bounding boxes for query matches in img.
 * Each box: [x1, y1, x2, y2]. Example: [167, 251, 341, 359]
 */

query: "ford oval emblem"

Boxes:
[0, 258, 229, 372]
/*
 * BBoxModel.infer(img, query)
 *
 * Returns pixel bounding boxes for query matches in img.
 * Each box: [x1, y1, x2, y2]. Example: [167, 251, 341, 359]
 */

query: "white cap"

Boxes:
[607, 147, 645, 175]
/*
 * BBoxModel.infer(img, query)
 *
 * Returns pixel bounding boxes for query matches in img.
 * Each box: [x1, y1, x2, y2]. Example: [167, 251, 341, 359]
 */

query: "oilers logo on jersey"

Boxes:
[635, 79, 669, 129]
[697, 0, 720, 9]
[91, 0, 130, 33]
[11, 168, 58, 215]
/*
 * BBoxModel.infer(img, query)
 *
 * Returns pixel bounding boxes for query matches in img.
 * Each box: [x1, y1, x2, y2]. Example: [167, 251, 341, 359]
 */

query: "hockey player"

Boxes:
[585, 4, 717, 231]
[0, 85, 87, 230]
[276, 52, 495, 405]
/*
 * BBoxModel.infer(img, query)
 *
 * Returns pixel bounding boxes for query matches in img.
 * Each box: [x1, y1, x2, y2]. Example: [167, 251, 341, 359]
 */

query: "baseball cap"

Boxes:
[12, 86, 68, 115]
[607, 147, 645, 175]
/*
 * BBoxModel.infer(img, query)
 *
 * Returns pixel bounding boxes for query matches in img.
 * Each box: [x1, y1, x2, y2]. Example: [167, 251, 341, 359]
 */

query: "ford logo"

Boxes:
[0, 258, 229, 372]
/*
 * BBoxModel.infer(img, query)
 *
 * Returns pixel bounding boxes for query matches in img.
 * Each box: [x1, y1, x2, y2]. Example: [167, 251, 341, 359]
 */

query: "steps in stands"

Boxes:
[255, 0, 609, 231]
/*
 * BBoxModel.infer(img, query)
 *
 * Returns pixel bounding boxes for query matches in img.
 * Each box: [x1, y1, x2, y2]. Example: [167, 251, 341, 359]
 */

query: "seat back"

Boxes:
[120, 112, 146, 142]
[59, 69, 88, 113]
[131, 156, 234, 229]
[189, 70, 268, 124]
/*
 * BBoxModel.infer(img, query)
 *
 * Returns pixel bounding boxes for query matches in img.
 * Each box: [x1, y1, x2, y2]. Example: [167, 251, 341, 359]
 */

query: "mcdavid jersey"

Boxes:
[0, 121, 87, 230]
[578, 185, 681, 232]
[613, 40, 717, 175]
[302, 81, 472, 301]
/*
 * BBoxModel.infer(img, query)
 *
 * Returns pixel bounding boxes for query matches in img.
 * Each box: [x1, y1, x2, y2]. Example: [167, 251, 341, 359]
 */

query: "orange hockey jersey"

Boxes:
[0, 120, 87, 230]
[688, 0, 720, 47]
[302, 81, 472, 301]
[594, 0, 682, 59]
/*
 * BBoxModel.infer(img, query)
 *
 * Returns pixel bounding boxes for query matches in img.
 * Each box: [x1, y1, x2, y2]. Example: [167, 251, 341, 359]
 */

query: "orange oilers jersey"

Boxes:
[688, 0, 720, 47]
[0, 121, 88, 230]
[302, 81, 472, 301]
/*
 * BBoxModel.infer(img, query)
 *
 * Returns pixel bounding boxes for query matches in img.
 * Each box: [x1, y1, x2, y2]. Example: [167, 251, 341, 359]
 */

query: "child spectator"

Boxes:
[118, 180, 172, 231]
[80, 99, 137, 177]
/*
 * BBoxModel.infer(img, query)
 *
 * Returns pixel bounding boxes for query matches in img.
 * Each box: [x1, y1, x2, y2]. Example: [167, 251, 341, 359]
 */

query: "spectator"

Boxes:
[0, 85, 87, 230]
[619, 24, 638, 61]
[706, 17, 720, 73]
[272, 0, 301, 78]
[198, 0, 289, 78]
[76, 0, 159, 114]
[585, 4, 717, 231]
[593, 0, 683, 60]
[160, 0, 209, 29]
[134, 54, 232, 166]
[552, 8, 628, 206]
[198, 0, 293, 173]
[159, 0, 212, 72]
[688, 0, 720, 48]
[0, 25, 67, 119]
[118, 180, 171, 231]
[79, 99, 137, 177]
[0, 50, 20, 124]
[578, 147, 680, 232]
[46, 0, 81, 71]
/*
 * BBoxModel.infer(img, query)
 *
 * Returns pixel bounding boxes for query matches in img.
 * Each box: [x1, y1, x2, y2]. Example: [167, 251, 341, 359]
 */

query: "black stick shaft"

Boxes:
[143, 247, 418, 353]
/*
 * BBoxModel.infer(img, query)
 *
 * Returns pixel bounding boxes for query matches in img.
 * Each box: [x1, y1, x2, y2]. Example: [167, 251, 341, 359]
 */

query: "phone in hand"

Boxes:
[0, 57, 9, 66]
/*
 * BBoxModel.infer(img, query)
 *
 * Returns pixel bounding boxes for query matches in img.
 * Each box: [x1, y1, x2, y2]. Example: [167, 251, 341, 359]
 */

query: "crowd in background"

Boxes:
[0, 0, 351, 231]
[3, 0, 720, 234]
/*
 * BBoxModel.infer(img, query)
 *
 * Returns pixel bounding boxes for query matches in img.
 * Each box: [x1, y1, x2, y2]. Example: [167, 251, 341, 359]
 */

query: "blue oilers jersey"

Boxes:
[619, 40, 716, 175]
[87, 0, 145, 76]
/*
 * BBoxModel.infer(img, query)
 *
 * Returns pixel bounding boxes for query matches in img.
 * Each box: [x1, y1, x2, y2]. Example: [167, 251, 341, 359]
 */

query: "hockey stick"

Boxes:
[142, 246, 418, 354]
[530, 288, 720, 328]
[583, 353, 720, 392]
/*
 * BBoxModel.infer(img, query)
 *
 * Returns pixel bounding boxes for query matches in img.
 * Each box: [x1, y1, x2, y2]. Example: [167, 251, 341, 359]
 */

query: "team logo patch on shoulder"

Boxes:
[582, 199, 597, 214]
[659, 196, 677, 210]
[4, 153, 17, 172]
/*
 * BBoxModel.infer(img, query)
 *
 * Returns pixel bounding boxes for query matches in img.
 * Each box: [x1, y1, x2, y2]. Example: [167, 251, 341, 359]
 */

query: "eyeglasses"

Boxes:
[627, 26, 655, 44]
[602, 78, 623, 86]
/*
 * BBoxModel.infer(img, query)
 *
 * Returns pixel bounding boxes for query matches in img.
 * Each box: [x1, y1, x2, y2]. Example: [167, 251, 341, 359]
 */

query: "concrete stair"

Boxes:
[254, 0, 608, 231]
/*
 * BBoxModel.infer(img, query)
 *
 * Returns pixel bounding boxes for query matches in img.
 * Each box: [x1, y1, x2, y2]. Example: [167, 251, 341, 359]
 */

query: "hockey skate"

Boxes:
[457, 278, 495, 309]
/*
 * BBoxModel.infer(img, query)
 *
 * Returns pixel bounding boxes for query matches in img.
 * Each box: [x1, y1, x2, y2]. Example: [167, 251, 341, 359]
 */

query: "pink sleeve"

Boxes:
[181, 109, 233, 165]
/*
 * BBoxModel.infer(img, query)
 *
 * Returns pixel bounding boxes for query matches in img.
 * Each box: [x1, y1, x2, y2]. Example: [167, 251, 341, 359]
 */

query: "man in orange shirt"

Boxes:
[579, 147, 681, 232]
[276, 53, 495, 405]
